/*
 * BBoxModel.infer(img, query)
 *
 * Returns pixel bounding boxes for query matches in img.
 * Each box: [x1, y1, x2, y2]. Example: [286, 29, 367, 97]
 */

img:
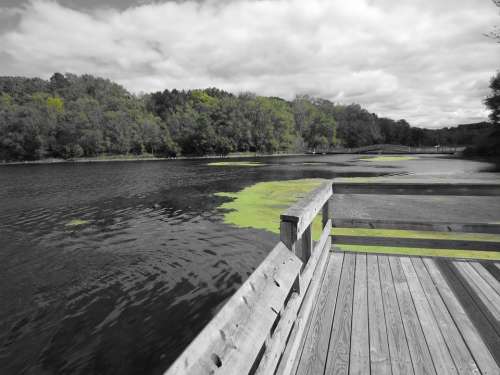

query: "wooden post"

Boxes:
[299, 224, 312, 263]
[322, 197, 333, 228]
[280, 220, 297, 253]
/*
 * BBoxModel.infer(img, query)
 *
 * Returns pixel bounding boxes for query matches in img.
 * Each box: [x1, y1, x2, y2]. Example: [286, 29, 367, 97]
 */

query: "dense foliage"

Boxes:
[0, 73, 495, 161]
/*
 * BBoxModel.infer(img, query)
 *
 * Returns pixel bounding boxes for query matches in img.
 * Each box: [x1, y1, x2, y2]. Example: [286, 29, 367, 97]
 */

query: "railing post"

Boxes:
[322, 196, 333, 228]
[280, 220, 297, 254]
[299, 224, 312, 263]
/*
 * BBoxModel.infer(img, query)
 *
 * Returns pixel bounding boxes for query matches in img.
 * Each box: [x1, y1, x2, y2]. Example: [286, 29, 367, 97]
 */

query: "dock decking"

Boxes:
[294, 250, 500, 375]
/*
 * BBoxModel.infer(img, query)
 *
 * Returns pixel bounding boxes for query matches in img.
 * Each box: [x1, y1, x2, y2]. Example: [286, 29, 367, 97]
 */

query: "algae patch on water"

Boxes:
[207, 161, 265, 167]
[359, 156, 417, 162]
[215, 179, 325, 235]
[65, 219, 90, 227]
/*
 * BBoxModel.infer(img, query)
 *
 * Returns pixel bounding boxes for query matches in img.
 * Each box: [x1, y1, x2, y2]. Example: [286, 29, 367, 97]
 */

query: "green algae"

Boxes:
[207, 161, 265, 167]
[335, 244, 500, 261]
[216, 179, 326, 237]
[65, 219, 90, 227]
[332, 228, 500, 243]
[359, 156, 417, 162]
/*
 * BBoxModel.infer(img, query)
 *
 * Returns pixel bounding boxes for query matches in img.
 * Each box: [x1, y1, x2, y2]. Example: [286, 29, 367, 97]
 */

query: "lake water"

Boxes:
[0, 154, 497, 374]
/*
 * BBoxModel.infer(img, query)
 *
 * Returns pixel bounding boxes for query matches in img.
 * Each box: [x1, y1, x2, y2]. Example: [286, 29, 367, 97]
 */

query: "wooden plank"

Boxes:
[165, 242, 302, 375]
[367, 254, 392, 375]
[388, 257, 436, 375]
[482, 262, 500, 282]
[378, 256, 414, 375]
[332, 218, 500, 234]
[411, 258, 480, 375]
[423, 258, 500, 375]
[298, 224, 312, 264]
[331, 179, 500, 196]
[296, 252, 344, 375]
[280, 220, 298, 253]
[276, 243, 336, 375]
[322, 197, 333, 227]
[469, 262, 500, 294]
[281, 180, 333, 238]
[453, 261, 500, 322]
[325, 252, 356, 375]
[300, 220, 331, 296]
[400, 258, 457, 375]
[332, 235, 500, 252]
[349, 253, 370, 375]
[254, 291, 301, 375]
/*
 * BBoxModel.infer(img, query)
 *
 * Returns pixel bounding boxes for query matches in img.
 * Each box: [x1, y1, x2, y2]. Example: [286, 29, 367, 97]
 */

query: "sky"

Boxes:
[0, 0, 499, 128]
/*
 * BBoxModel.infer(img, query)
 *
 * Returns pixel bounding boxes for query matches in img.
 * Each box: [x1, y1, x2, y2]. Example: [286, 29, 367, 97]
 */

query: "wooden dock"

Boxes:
[165, 178, 500, 375]
[292, 251, 500, 375]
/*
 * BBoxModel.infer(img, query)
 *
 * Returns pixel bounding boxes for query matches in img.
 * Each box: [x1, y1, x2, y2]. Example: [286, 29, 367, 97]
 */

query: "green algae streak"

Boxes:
[207, 161, 265, 167]
[216, 179, 325, 237]
[65, 219, 90, 227]
[359, 155, 417, 162]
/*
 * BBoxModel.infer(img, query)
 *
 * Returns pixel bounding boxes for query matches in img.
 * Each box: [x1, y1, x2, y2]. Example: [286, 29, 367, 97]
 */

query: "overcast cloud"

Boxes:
[0, 0, 499, 127]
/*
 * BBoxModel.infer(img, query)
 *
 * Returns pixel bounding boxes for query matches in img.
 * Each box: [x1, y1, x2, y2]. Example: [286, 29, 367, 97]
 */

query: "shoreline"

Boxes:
[0, 152, 308, 166]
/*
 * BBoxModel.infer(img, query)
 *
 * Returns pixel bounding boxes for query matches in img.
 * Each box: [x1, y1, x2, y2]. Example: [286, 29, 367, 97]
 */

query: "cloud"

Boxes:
[0, 0, 499, 127]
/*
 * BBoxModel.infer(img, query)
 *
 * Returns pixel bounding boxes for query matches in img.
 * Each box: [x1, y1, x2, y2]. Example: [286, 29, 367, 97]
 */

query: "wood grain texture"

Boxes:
[367, 254, 392, 375]
[276, 241, 334, 375]
[471, 262, 500, 294]
[296, 252, 344, 375]
[388, 257, 436, 375]
[331, 179, 500, 196]
[378, 256, 414, 375]
[325, 252, 356, 375]
[332, 218, 500, 234]
[349, 253, 370, 375]
[453, 261, 500, 322]
[332, 235, 500, 252]
[411, 258, 480, 375]
[424, 258, 500, 375]
[400, 258, 457, 375]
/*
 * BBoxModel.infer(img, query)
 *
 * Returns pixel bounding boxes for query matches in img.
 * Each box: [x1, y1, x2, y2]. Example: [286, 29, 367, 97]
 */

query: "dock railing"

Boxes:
[165, 180, 334, 375]
[330, 178, 500, 252]
[165, 178, 500, 375]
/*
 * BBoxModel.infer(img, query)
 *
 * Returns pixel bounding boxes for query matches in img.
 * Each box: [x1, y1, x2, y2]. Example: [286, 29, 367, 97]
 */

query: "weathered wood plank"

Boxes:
[165, 242, 302, 375]
[400, 258, 457, 375]
[300, 220, 331, 296]
[322, 197, 333, 228]
[276, 242, 335, 375]
[295, 252, 344, 375]
[388, 257, 436, 375]
[453, 261, 500, 322]
[471, 262, 500, 293]
[411, 258, 480, 375]
[254, 291, 301, 375]
[332, 235, 500, 252]
[331, 179, 500, 196]
[332, 218, 500, 234]
[378, 256, 414, 375]
[367, 254, 392, 375]
[325, 252, 356, 375]
[281, 180, 333, 238]
[424, 258, 500, 375]
[349, 253, 370, 375]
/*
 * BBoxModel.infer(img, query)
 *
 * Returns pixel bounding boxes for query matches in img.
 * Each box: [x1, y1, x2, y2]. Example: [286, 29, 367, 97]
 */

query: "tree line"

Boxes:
[0, 73, 496, 161]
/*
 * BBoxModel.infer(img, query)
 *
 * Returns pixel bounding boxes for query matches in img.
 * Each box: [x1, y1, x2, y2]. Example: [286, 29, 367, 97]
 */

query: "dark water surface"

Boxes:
[0, 154, 496, 374]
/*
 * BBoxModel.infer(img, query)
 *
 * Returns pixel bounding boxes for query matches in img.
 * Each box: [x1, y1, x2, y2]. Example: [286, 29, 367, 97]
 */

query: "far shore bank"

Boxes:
[0, 152, 309, 166]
